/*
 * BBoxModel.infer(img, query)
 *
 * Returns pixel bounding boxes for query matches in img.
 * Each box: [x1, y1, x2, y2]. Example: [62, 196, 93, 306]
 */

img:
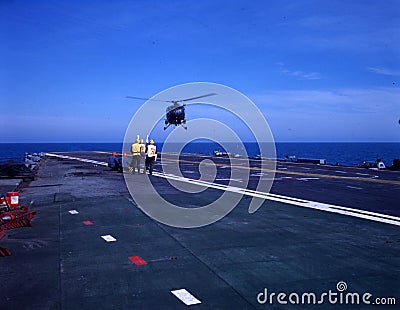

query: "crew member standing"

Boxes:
[131, 139, 141, 174]
[145, 139, 157, 175]
[139, 139, 146, 173]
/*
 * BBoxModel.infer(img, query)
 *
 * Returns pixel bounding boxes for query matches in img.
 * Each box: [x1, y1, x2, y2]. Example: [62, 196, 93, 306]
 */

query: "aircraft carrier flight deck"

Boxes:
[1, 151, 399, 309]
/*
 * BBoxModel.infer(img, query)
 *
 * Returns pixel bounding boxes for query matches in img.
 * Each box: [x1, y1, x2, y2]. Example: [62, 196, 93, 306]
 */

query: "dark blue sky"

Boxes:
[1, 0, 399, 142]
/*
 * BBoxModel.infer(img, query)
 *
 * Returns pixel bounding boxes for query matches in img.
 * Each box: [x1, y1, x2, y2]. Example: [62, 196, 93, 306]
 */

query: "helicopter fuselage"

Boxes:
[166, 104, 185, 126]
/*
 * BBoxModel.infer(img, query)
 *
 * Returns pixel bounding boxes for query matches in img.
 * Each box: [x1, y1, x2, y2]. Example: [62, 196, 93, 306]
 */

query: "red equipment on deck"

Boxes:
[0, 192, 36, 256]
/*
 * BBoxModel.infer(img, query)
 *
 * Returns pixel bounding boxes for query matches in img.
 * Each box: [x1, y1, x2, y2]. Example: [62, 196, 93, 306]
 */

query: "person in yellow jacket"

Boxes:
[145, 139, 157, 175]
[130, 139, 141, 174]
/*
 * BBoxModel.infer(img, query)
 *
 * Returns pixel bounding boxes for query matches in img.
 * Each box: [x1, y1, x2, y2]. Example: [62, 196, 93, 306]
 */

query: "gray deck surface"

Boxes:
[1, 152, 399, 309]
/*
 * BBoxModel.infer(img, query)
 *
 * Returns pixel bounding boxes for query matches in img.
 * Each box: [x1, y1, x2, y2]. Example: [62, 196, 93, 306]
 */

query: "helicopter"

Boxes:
[126, 93, 216, 130]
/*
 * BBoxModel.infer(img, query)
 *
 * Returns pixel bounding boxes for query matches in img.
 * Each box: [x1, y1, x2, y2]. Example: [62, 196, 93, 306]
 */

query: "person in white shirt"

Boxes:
[145, 139, 157, 175]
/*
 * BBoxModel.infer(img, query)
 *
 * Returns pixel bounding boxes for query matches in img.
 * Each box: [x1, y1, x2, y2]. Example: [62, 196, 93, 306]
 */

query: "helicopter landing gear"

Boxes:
[163, 120, 187, 130]
[164, 119, 171, 130]
[182, 120, 187, 130]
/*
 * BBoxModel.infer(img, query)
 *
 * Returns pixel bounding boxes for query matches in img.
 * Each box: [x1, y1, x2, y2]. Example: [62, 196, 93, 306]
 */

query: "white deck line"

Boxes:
[171, 289, 201, 306]
[46, 153, 400, 227]
[155, 171, 400, 226]
[46, 153, 108, 166]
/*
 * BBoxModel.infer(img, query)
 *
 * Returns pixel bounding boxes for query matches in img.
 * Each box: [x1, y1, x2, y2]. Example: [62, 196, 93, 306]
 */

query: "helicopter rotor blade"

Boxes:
[126, 92, 217, 104]
[125, 96, 171, 103]
[176, 93, 217, 103]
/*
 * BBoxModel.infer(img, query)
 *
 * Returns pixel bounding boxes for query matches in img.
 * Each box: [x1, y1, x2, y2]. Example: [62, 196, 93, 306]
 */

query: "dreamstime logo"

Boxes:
[123, 82, 276, 228]
[336, 281, 347, 292]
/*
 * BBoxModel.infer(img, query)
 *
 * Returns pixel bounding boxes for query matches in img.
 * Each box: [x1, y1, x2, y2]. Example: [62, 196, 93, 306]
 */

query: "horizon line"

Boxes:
[1, 141, 399, 144]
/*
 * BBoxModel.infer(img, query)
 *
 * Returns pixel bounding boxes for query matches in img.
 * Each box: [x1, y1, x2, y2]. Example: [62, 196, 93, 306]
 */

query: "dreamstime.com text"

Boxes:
[257, 281, 396, 306]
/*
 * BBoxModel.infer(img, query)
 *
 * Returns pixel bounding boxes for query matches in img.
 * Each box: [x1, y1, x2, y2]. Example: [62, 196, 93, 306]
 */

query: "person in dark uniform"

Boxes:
[107, 152, 120, 171]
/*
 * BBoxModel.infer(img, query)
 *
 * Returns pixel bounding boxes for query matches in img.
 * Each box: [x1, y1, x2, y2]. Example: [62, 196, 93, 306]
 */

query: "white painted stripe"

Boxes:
[250, 172, 267, 176]
[68, 210, 79, 214]
[101, 235, 117, 242]
[46, 153, 107, 166]
[215, 178, 243, 182]
[46, 153, 400, 226]
[153, 171, 400, 226]
[171, 289, 201, 306]
[346, 186, 363, 190]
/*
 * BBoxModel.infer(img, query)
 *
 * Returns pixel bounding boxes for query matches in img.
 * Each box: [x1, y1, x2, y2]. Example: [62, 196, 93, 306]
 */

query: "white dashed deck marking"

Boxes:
[101, 235, 117, 242]
[347, 186, 363, 190]
[171, 289, 201, 306]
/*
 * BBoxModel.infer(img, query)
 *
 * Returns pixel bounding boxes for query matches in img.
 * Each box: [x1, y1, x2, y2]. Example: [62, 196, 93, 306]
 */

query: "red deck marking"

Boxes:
[83, 220, 94, 226]
[129, 256, 148, 265]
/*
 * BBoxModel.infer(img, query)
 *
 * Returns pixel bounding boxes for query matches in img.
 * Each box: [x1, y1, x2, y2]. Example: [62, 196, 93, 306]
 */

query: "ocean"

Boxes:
[0, 142, 399, 167]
